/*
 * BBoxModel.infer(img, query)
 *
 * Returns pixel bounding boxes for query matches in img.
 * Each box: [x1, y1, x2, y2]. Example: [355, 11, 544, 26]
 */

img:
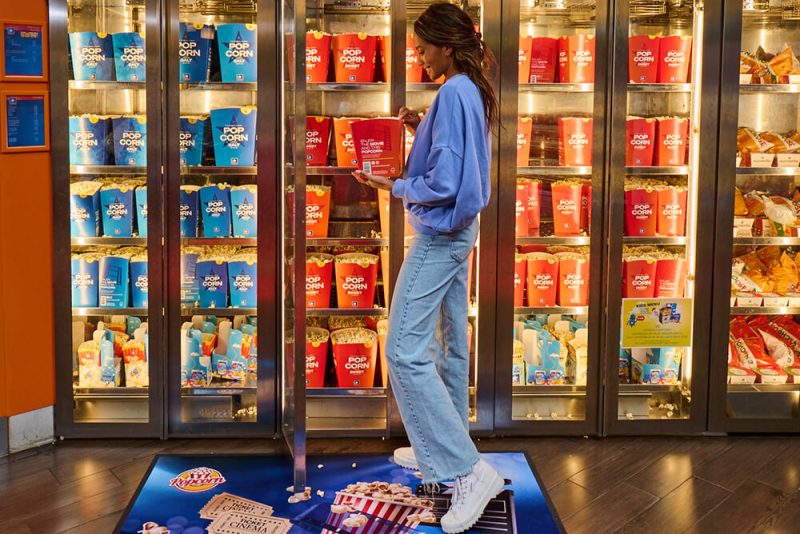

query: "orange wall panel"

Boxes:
[0, 0, 54, 417]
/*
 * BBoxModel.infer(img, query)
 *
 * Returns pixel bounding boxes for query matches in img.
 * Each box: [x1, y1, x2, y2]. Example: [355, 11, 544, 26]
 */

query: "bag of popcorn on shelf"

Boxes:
[123, 325, 148, 388]
[212, 321, 247, 383]
[180, 323, 209, 387]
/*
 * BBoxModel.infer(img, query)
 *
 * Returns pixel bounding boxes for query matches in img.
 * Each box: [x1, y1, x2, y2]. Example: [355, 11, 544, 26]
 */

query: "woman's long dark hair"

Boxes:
[414, 2, 499, 129]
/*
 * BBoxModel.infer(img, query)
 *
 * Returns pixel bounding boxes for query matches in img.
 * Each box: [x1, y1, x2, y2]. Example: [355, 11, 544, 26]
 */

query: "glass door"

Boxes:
[165, 0, 276, 436]
[54, 0, 163, 436]
[493, 0, 609, 435]
[710, 0, 800, 433]
[603, 0, 718, 433]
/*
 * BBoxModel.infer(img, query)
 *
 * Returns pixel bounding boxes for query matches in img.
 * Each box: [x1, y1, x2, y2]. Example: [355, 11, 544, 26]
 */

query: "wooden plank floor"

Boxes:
[0, 436, 798, 533]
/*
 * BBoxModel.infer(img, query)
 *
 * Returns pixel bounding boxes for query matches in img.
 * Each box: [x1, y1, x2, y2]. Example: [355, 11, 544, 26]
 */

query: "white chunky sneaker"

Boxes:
[440, 459, 505, 534]
[392, 446, 419, 470]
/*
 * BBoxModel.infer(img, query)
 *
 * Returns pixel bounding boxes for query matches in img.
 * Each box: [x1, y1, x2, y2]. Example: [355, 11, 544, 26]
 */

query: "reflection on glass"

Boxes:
[617, 1, 698, 421]
[725, 2, 800, 422]
[67, 0, 151, 424]
[177, 0, 259, 424]
[511, 1, 596, 422]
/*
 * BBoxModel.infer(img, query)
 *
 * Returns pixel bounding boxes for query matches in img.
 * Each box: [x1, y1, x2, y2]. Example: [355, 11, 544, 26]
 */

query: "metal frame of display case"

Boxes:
[708, 0, 800, 434]
[52, 0, 166, 438]
[164, 0, 278, 438]
[601, 0, 720, 435]
[492, 0, 610, 436]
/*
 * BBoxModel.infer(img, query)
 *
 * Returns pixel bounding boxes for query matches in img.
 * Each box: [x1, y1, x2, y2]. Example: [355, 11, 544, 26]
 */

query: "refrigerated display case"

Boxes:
[52, 0, 164, 437]
[602, 0, 719, 433]
[493, 0, 609, 435]
[164, 0, 277, 436]
[710, 0, 800, 433]
[287, 0, 498, 438]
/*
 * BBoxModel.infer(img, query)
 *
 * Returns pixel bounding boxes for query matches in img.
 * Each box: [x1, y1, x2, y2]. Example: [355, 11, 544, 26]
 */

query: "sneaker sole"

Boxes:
[392, 454, 419, 471]
[441, 473, 505, 534]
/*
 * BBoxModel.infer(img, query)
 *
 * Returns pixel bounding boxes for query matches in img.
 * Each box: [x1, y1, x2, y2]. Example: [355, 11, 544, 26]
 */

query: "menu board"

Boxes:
[2, 93, 48, 151]
[2, 23, 46, 79]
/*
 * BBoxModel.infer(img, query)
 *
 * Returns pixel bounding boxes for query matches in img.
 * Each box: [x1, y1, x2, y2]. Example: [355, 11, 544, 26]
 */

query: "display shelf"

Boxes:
[306, 308, 388, 317]
[518, 166, 592, 176]
[180, 82, 257, 91]
[306, 166, 357, 175]
[406, 83, 442, 92]
[727, 383, 800, 393]
[73, 307, 148, 316]
[514, 306, 589, 315]
[181, 166, 257, 176]
[628, 83, 692, 93]
[515, 236, 591, 246]
[306, 387, 387, 397]
[73, 387, 149, 397]
[519, 83, 594, 93]
[308, 5, 390, 16]
[71, 237, 147, 246]
[740, 84, 800, 94]
[182, 238, 257, 246]
[626, 166, 690, 175]
[70, 165, 146, 175]
[181, 307, 257, 316]
[730, 306, 800, 316]
[623, 236, 688, 246]
[512, 385, 586, 395]
[307, 83, 389, 92]
[181, 386, 256, 396]
[736, 167, 800, 175]
[732, 236, 800, 246]
[69, 81, 146, 90]
[307, 238, 387, 247]
[619, 383, 682, 393]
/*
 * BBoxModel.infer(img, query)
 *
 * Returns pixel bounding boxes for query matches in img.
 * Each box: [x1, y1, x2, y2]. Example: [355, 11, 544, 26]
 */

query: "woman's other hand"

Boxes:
[352, 170, 394, 191]
[398, 106, 421, 133]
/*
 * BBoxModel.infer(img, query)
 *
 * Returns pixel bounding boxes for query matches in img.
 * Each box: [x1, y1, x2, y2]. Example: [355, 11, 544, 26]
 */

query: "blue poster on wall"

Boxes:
[5, 95, 46, 148]
[3, 24, 44, 78]
[116, 453, 563, 534]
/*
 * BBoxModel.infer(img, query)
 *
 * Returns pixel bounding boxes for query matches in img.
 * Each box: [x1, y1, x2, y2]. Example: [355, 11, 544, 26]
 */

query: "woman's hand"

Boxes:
[398, 106, 421, 133]
[353, 170, 394, 191]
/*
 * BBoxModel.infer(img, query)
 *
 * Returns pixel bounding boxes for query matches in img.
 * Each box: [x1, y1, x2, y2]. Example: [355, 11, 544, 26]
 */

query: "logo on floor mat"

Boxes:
[169, 467, 226, 493]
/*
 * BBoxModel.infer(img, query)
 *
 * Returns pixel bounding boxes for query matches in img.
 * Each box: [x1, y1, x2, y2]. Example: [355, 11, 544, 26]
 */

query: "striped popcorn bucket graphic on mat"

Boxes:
[324, 491, 432, 534]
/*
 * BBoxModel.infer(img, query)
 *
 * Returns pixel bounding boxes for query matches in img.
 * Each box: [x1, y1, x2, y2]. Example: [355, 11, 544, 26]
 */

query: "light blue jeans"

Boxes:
[386, 218, 480, 484]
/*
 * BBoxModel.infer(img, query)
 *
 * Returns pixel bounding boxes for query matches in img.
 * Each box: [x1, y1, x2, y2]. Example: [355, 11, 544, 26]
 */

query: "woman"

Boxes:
[352, 3, 502, 532]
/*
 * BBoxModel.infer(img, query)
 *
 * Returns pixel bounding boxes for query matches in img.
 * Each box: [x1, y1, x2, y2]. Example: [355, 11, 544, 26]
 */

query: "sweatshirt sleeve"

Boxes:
[392, 92, 465, 207]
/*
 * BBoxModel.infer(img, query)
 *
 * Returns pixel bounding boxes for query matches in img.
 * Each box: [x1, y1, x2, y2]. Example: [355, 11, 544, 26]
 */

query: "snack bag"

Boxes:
[305, 184, 332, 238]
[515, 181, 530, 237]
[623, 255, 657, 298]
[180, 185, 200, 237]
[335, 253, 379, 308]
[112, 116, 147, 167]
[514, 254, 527, 307]
[331, 328, 378, 387]
[69, 32, 114, 81]
[69, 115, 114, 166]
[129, 252, 149, 308]
[216, 23, 257, 83]
[123, 332, 148, 388]
[100, 183, 136, 237]
[180, 116, 209, 167]
[657, 185, 687, 236]
[655, 117, 689, 166]
[306, 116, 332, 166]
[199, 184, 233, 238]
[556, 252, 589, 306]
[179, 23, 213, 82]
[626, 117, 656, 166]
[558, 34, 595, 83]
[333, 117, 362, 168]
[70, 181, 103, 237]
[306, 253, 334, 309]
[624, 184, 658, 236]
[551, 180, 584, 235]
[112, 32, 146, 82]
[657, 35, 692, 83]
[558, 117, 593, 166]
[517, 117, 533, 167]
[196, 252, 229, 308]
[529, 37, 558, 83]
[306, 327, 330, 387]
[230, 185, 257, 238]
[332, 33, 378, 83]
[519, 35, 533, 84]
[526, 179, 542, 233]
[227, 250, 257, 308]
[351, 117, 404, 177]
[210, 106, 257, 166]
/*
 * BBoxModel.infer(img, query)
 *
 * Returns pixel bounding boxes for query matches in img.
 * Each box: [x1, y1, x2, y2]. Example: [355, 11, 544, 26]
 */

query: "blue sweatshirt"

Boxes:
[391, 74, 491, 235]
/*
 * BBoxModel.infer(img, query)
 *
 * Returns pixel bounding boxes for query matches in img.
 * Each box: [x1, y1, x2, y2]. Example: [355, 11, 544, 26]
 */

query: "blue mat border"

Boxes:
[113, 451, 565, 534]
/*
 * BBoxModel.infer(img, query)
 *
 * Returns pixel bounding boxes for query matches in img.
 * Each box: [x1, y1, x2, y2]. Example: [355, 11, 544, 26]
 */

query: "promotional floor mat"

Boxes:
[116, 452, 563, 534]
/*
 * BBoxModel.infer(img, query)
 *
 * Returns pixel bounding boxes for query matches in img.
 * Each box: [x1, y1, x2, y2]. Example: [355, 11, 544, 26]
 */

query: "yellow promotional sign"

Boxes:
[621, 298, 693, 348]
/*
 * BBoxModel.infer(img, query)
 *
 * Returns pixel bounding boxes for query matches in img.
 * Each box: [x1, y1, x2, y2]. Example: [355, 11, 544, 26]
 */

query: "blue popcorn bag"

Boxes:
[135, 186, 148, 237]
[230, 185, 257, 237]
[216, 23, 257, 83]
[100, 184, 135, 237]
[179, 23, 213, 82]
[180, 116, 209, 167]
[112, 32, 146, 82]
[98, 255, 130, 308]
[69, 115, 113, 165]
[69, 181, 102, 237]
[200, 184, 232, 237]
[228, 251, 257, 308]
[210, 106, 257, 166]
[71, 254, 100, 307]
[69, 32, 115, 81]
[129, 255, 149, 308]
[180, 185, 200, 237]
[112, 116, 147, 166]
[197, 257, 229, 308]
[180, 249, 201, 304]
